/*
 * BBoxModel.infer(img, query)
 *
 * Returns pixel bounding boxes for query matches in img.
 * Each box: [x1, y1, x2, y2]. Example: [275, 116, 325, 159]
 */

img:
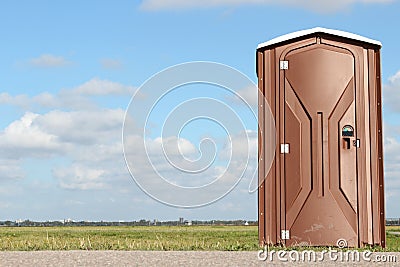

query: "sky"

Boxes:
[0, 0, 400, 222]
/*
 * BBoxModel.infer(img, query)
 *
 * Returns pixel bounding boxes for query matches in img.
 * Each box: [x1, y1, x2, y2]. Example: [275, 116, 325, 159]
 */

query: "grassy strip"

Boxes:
[385, 226, 400, 252]
[0, 226, 258, 251]
[0, 226, 398, 251]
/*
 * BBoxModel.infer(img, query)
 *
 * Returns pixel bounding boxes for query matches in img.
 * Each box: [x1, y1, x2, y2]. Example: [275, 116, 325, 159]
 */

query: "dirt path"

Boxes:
[0, 251, 398, 266]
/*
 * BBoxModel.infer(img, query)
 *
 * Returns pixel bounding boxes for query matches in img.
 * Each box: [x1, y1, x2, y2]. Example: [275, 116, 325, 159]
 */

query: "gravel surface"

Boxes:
[0, 251, 399, 266]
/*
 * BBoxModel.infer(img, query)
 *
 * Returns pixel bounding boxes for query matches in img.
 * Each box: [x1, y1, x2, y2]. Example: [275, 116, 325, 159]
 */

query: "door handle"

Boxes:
[342, 137, 360, 149]
[342, 125, 355, 149]
[343, 137, 351, 149]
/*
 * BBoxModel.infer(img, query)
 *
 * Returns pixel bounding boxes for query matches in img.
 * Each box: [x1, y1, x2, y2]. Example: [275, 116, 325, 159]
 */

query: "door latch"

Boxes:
[353, 139, 360, 148]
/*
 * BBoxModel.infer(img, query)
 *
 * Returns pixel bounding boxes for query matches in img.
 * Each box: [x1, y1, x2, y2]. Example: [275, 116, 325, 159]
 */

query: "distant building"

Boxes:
[386, 218, 400, 226]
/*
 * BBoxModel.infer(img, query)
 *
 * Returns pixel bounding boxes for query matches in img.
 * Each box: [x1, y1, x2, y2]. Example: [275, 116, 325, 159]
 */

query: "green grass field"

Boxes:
[386, 226, 400, 251]
[0, 226, 258, 251]
[0, 225, 398, 251]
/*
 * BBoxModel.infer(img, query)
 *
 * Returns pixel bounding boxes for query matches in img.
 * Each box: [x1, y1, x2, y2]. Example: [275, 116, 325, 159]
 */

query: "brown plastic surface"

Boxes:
[257, 31, 385, 247]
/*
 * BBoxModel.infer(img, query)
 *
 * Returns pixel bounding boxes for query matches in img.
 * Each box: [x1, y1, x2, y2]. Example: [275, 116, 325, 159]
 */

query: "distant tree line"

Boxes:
[386, 218, 400, 226]
[0, 219, 258, 227]
[1, 219, 398, 227]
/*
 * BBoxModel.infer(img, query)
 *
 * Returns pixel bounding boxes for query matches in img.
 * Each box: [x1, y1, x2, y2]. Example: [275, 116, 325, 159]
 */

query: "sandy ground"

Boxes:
[0, 251, 399, 267]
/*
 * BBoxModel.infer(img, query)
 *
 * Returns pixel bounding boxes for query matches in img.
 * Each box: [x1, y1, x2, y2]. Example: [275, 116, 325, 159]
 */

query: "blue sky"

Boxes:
[1, 0, 400, 221]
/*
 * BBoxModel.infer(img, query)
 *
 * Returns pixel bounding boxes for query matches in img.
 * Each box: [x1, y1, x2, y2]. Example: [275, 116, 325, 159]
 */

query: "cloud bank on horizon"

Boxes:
[140, 0, 394, 12]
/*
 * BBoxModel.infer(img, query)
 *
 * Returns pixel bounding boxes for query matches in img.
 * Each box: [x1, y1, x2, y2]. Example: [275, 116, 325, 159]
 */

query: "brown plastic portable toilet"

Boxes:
[257, 27, 385, 247]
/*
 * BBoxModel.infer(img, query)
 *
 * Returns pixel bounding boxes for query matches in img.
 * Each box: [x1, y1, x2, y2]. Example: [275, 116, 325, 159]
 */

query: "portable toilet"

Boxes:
[257, 27, 385, 247]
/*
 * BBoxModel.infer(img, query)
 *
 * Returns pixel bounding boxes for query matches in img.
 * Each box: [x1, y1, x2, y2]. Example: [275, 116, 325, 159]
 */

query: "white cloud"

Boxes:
[219, 130, 258, 160]
[389, 70, 400, 83]
[0, 108, 127, 158]
[0, 77, 131, 187]
[32, 93, 57, 107]
[0, 75, 139, 191]
[383, 70, 400, 113]
[0, 112, 65, 158]
[35, 109, 126, 145]
[125, 135, 215, 187]
[0, 73, 266, 218]
[54, 164, 107, 190]
[0, 109, 128, 189]
[140, 0, 393, 12]
[147, 136, 196, 157]
[0, 93, 30, 108]
[29, 54, 71, 68]
[70, 78, 134, 96]
[383, 134, 400, 216]
[0, 77, 259, 205]
[384, 122, 400, 137]
[100, 59, 123, 70]
[0, 159, 24, 181]
[366, 72, 400, 215]
[0, 78, 136, 111]
[227, 85, 258, 109]
[122, 127, 260, 204]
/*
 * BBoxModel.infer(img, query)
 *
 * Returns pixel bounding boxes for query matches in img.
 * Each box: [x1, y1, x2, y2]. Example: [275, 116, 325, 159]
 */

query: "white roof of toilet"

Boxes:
[257, 27, 381, 49]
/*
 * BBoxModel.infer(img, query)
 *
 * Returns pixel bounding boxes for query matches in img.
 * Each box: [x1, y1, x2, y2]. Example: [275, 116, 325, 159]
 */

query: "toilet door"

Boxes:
[282, 42, 358, 246]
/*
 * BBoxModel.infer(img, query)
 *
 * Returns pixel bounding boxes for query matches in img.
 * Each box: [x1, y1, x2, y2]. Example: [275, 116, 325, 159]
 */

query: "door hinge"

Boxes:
[280, 61, 288, 70]
[280, 144, 289, 154]
[281, 230, 290, 240]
